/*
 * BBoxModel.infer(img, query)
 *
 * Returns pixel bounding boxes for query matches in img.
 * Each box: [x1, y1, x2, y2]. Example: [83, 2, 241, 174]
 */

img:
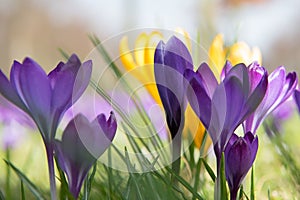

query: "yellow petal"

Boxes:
[251, 46, 262, 65]
[134, 33, 149, 66]
[119, 36, 138, 72]
[227, 42, 263, 66]
[227, 42, 251, 66]
[208, 34, 226, 77]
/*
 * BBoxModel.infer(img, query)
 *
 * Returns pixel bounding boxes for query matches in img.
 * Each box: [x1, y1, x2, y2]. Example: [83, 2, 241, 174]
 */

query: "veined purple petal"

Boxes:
[220, 61, 233, 81]
[244, 66, 296, 133]
[248, 62, 265, 92]
[294, 89, 300, 113]
[242, 70, 268, 132]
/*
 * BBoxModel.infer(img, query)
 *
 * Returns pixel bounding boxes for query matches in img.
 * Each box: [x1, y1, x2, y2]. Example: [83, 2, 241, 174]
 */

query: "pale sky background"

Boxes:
[0, 0, 300, 70]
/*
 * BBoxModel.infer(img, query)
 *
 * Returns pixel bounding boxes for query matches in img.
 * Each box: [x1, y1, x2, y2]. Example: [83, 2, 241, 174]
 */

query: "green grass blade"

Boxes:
[166, 167, 205, 200]
[58, 48, 70, 60]
[0, 189, 4, 200]
[201, 158, 216, 182]
[250, 166, 255, 200]
[21, 180, 25, 200]
[4, 160, 45, 200]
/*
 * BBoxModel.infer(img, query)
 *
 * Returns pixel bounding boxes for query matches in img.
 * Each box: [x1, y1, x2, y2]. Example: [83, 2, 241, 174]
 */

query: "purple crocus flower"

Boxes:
[294, 89, 300, 113]
[0, 54, 92, 142]
[54, 113, 117, 198]
[243, 64, 297, 134]
[185, 61, 267, 166]
[225, 132, 258, 200]
[154, 36, 193, 174]
[154, 36, 193, 138]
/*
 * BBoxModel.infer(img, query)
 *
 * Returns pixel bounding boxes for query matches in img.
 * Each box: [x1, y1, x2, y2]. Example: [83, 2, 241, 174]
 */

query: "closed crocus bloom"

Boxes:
[0, 54, 92, 142]
[208, 34, 262, 78]
[55, 113, 117, 199]
[154, 36, 193, 138]
[185, 61, 267, 167]
[294, 89, 300, 113]
[243, 64, 297, 133]
[225, 132, 258, 200]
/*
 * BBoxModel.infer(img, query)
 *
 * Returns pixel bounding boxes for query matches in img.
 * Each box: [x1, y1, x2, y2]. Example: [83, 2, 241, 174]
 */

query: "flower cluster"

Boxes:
[0, 32, 298, 200]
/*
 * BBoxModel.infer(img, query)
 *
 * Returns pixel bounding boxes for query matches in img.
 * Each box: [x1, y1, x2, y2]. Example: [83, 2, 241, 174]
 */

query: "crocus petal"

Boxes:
[55, 113, 117, 198]
[18, 58, 52, 137]
[71, 60, 92, 104]
[225, 132, 258, 193]
[186, 69, 212, 129]
[0, 70, 26, 111]
[294, 90, 300, 113]
[196, 63, 218, 98]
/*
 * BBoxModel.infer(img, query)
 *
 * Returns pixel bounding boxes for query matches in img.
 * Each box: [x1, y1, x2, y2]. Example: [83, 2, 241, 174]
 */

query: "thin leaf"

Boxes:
[239, 185, 243, 200]
[21, 180, 25, 200]
[192, 158, 202, 200]
[58, 48, 70, 60]
[0, 190, 4, 200]
[4, 160, 45, 200]
[88, 34, 123, 78]
[250, 166, 255, 200]
[166, 167, 205, 200]
[201, 158, 216, 182]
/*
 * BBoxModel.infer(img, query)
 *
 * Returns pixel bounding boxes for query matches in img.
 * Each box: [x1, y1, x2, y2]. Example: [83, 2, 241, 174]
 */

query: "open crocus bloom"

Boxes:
[185, 61, 267, 163]
[55, 113, 117, 198]
[242, 63, 297, 134]
[225, 132, 258, 199]
[0, 54, 92, 142]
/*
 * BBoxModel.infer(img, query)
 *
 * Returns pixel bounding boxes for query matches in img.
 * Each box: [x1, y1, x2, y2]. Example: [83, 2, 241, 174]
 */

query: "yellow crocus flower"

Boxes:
[119, 31, 207, 150]
[208, 34, 262, 78]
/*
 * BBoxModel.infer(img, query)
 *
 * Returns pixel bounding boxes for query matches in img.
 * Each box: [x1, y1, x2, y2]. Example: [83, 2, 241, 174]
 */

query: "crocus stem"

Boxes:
[230, 189, 238, 200]
[5, 148, 11, 199]
[45, 143, 57, 200]
[171, 133, 182, 183]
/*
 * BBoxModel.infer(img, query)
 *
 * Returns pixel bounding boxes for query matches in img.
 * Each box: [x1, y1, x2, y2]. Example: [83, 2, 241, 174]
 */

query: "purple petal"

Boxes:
[163, 36, 193, 73]
[196, 63, 218, 98]
[18, 58, 52, 136]
[186, 71, 212, 129]
[294, 90, 300, 113]
[209, 81, 227, 146]
[248, 62, 265, 92]
[0, 69, 26, 111]
[71, 60, 92, 104]
[220, 61, 233, 80]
